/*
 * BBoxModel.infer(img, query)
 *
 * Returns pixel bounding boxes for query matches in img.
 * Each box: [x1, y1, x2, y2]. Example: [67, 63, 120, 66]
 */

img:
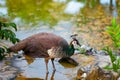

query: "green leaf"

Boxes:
[9, 23, 17, 31]
[116, 42, 120, 47]
[114, 25, 120, 32]
[15, 38, 20, 42]
[0, 20, 18, 60]
[2, 22, 9, 27]
[112, 18, 117, 27]
[104, 65, 112, 70]
[0, 47, 5, 53]
[117, 58, 120, 67]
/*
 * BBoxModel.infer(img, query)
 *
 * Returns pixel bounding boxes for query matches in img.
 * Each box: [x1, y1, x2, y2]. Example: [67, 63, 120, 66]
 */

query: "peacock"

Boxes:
[8, 32, 81, 73]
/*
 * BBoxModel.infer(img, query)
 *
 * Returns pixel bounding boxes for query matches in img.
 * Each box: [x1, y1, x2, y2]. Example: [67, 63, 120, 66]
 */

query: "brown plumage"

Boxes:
[8, 32, 80, 73]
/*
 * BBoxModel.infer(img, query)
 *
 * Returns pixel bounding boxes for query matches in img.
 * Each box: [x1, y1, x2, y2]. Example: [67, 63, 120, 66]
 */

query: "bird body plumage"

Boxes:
[9, 32, 77, 73]
[9, 32, 75, 58]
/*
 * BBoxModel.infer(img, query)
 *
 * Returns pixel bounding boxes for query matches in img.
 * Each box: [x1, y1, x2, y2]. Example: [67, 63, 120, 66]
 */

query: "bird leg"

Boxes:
[45, 58, 49, 74]
[51, 58, 56, 71]
[50, 69, 56, 80]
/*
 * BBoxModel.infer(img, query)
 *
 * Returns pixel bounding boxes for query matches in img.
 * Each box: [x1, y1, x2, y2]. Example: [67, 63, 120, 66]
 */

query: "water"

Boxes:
[12, 54, 77, 80]
[12, 20, 77, 79]
[15, 20, 73, 42]
[64, 1, 84, 14]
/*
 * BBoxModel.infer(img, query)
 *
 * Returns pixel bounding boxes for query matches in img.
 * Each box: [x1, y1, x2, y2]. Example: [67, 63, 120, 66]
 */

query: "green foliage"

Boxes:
[106, 18, 120, 48]
[0, 46, 8, 60]
[7, 0, 68, 26]
[77, 47, 87, 54]
[103, 47, 120, 72]
[0, 19, 19, 60]
[0, 21, 19, 44]
[0, 47, 6, 60]
[104, 18, 120, 72]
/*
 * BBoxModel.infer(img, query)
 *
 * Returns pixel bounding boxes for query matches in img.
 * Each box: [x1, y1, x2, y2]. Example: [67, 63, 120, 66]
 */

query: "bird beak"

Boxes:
[76, 40, 81, 47]
[75, 41, 81, 47]
[77, 42, 81, 47]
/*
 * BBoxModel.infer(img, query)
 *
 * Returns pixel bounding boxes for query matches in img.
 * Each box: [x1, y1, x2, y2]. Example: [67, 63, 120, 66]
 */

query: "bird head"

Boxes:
[70, 34, 81, 47]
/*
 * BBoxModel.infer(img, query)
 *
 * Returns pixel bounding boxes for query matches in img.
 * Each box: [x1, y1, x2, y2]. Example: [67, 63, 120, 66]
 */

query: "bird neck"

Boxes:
[67, 41, 75, 56]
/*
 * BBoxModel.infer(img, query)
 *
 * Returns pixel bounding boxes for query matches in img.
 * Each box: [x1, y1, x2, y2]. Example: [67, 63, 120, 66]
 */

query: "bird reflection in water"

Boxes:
[45, 70, 56, 80]
[14, 55, 56, 80]
[16, 70, 56, 80]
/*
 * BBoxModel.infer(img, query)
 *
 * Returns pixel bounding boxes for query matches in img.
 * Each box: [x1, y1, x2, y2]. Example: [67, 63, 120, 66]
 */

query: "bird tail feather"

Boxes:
[8, 40, 27, 53]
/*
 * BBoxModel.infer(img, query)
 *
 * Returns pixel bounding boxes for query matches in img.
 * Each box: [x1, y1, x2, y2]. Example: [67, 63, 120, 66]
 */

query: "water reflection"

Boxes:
[100, 0, 115, 5]
[16, 70, 59, 80]
[13, 57, 72, 80]
[6, 0, 67, 26]
[100, 0, 118, 17]
[53, 0, 67, 3]
[0, 0, 119, 27]
[0, 7, 7, 15]
[45, 71, 55, 80]
[0, 0, 6, 6]
[12, 53, 77, 80]
[16, 77, 44, 80]
[64, 1, 84, 14]
[15, 20, 72, 42]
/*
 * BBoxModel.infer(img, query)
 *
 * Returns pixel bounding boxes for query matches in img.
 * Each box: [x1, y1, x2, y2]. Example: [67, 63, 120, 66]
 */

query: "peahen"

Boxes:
[8, 32, 81, 73]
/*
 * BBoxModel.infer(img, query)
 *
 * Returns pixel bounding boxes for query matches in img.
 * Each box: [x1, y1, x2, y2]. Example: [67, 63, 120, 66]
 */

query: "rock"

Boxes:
[78, 44, 108, 55]
[11, 54, 28, 71]
[71, 54, 95, 67]
[86, 66, 119, 80]
[96, 50, 108, 55]
[0, 65, 18, 80]
[77, 66, 119, 80]
[0, 58, 18, 80]
[79, 45, 98, 55]
[77, 68, 87, 80]
[0, 60, 5, 69]
[80, 45, 92, 51]
[94, 54, 111, 68]
[71, 54, 120, 80]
